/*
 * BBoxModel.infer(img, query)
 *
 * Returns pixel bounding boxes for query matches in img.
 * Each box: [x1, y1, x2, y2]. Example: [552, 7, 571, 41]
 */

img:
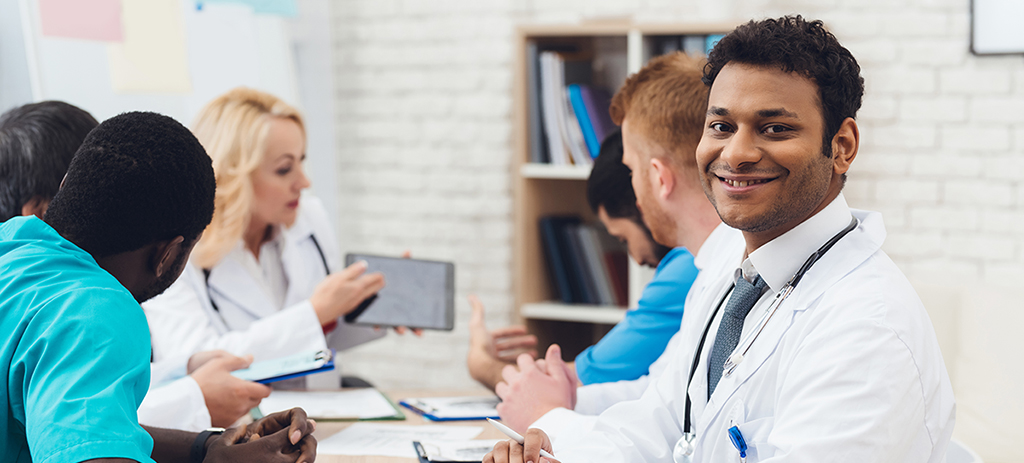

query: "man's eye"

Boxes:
[709, 122, 732, 133]
[764, 125, 791, 134]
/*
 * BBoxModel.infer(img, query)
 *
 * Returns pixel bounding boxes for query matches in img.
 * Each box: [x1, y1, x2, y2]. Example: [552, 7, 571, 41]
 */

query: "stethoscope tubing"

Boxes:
[680, 216, 859, 437]
[204, 233, 331, 331]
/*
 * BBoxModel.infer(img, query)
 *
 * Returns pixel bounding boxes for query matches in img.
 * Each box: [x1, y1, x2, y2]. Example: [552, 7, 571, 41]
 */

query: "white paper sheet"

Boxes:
[318, 423, 483, 458]
[419, 439, 503, 462]
[258, 389, 399, 420]
[403, 396, 500, 420]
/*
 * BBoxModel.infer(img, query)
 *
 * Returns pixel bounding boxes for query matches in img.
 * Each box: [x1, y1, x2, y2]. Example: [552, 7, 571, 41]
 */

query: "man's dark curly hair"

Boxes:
[44, 111, 216, 258]
[703, 15, 864, 155]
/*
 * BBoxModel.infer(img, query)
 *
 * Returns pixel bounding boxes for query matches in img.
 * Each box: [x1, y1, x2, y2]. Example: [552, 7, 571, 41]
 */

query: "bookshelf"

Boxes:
[512, 22, 734, 359]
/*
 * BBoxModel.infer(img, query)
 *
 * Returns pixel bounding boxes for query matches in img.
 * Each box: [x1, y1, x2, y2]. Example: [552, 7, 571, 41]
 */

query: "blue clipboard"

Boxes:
[399, 396, 500, 422]
[231, 349, 335, 384]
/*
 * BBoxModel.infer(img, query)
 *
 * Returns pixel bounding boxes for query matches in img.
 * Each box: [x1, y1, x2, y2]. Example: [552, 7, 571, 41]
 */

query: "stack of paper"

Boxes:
[318, 423, 483, 459]
[258, 389, 403, 421]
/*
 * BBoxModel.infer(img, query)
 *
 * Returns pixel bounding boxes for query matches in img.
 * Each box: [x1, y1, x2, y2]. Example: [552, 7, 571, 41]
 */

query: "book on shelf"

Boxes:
[539, 216, 628, 306]
[533, 50, 612, 167]
[526, 42, 549, 164]
[539, 216, 580, 304]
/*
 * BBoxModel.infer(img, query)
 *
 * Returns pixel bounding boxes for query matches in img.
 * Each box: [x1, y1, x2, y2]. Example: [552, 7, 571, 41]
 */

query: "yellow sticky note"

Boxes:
[107, 0, 191, 93]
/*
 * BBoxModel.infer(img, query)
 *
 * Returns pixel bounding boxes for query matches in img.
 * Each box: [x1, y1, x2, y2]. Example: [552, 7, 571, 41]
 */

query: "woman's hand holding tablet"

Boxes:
[343, 254, 456, 331]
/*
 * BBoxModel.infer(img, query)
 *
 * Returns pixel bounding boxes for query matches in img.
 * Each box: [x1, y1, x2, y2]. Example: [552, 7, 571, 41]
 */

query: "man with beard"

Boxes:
[486, 16, 954, 463]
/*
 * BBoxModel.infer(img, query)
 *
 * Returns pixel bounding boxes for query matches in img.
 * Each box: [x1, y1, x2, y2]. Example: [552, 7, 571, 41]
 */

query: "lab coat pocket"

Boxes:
[735, 416, 776, 462]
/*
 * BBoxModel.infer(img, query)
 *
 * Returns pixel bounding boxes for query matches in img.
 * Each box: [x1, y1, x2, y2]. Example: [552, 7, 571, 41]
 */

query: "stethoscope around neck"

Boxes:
[672, 216, 858, 463]
[203, 233, 330, 327]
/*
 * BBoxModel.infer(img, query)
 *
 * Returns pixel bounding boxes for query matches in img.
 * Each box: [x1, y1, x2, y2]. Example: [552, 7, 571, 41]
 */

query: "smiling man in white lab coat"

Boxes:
[486, 15, 955, 463]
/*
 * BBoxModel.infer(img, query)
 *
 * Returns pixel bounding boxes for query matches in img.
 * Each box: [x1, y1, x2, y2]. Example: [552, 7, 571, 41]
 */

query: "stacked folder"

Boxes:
[539, 216, 628, 306]
[527, 46, 615, 166]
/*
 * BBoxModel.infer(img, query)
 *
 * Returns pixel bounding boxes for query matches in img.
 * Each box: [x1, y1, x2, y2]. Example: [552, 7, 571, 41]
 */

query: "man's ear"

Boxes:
[831, 117, 859, 175]
[151, 236, 186, 278]
[650, 157, 676, 200]
[20, 196, 49, 219]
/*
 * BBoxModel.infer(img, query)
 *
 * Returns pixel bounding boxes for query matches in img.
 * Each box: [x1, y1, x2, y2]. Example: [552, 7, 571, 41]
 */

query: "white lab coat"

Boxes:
[534, 224, 745, 446]
[550, 195, 956, 463]
[138, 355, 211, 431]
[144, 195, 383, 367]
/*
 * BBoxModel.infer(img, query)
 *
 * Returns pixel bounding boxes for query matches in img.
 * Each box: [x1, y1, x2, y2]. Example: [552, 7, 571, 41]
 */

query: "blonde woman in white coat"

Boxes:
[144, 88, 391, 384]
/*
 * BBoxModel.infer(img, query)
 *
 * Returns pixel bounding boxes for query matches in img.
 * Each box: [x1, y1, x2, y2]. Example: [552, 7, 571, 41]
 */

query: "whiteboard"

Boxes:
[972, 0, 1024, 55]
[12, 0, 339, 231]
[19, 0, 300, 125]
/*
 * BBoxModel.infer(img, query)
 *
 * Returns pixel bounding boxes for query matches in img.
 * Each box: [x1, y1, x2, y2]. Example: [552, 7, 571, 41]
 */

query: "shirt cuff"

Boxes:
[38, 439, 155, 463]
[530, 408, 598, 451]
[138, 376, 212, 432]
[150, 352, 191, 387]
[280, 300, 330, 352]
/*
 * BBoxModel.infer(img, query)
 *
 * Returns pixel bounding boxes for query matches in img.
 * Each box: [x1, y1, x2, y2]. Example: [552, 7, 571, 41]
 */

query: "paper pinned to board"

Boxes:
[318, 423, 483, 458]
[197, 0, 298, 17]
[107, 0, 191, 93]
[418, 439, 503, 462]
[38, 0, 123, 41]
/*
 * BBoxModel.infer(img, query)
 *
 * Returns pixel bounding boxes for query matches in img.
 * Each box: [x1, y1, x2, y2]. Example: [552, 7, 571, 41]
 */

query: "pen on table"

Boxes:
[486, 418, 556, 460]
[727, 425, 747, 463]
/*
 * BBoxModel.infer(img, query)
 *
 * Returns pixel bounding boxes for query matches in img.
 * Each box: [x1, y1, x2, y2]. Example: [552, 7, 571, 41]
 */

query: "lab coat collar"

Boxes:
[747, 193, 853, 293]
[694, 204, 888, 440]
[205, 199, 321, 319]
[205, 249, 279, 320]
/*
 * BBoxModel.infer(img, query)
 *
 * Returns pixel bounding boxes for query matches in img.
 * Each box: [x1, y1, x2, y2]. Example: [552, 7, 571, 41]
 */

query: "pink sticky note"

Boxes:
[39, 0, 123, 42]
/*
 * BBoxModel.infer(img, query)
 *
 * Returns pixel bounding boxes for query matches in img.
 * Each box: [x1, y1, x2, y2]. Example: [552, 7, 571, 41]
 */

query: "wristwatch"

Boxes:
[189, 427, 225, 463]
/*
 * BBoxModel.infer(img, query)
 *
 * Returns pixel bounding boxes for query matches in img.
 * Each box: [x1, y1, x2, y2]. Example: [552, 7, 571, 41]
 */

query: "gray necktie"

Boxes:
[707, 274, 767, 397]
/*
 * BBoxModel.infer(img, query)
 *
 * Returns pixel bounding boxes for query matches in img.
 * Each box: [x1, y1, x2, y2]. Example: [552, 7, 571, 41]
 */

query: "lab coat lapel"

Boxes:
[777, 210, 884, 313]
[699, 294, 797, 435]
[695, 210, 884, 439]
[281, 214, 325, 307]
[686, 277, 735, 429]
[206, 258, 279, 320]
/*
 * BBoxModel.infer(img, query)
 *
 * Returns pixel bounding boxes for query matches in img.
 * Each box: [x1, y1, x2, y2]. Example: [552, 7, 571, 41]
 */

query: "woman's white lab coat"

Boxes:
[143, 195, 383, 365]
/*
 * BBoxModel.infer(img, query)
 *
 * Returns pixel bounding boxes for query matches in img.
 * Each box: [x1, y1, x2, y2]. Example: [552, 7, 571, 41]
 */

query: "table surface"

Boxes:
[311, 389, 505, 463]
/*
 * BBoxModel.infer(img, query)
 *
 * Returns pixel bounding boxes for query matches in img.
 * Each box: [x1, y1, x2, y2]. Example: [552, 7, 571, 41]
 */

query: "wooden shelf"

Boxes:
[521, 302, 626, 324]
[512, 23, 734, 357]
[519, 163, 592, 180]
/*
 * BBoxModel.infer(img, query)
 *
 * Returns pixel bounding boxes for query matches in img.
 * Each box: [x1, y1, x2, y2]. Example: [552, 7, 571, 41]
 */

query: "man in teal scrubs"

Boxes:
[0, 112, 316, 463]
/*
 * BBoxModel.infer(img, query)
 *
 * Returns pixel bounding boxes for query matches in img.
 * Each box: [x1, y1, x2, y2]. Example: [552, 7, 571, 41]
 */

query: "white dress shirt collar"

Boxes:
[745, 193, 854, 292]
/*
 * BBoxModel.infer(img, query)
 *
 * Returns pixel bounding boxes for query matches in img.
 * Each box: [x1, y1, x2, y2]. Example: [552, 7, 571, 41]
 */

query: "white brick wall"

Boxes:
[329, 0, 1023, 395]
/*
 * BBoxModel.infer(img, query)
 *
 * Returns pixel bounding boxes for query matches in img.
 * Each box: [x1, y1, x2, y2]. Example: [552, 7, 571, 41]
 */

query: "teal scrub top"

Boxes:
[574, 247, 698, 385]
[0, 217, 155, 463]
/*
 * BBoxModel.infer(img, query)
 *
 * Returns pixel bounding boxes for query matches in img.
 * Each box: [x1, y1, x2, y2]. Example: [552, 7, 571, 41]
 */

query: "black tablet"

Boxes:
[343, 254, 455, 331]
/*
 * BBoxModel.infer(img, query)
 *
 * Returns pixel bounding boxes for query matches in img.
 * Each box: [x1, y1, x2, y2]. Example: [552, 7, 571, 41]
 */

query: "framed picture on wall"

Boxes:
[971, 0, 1024, 55]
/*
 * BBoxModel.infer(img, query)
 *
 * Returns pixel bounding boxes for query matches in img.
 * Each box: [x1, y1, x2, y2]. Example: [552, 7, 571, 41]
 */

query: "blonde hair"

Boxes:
[191, 87, 305, 268]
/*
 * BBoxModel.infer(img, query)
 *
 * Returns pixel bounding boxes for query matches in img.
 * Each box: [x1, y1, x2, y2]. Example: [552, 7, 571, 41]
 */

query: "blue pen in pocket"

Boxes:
[728, 424, 747, 463]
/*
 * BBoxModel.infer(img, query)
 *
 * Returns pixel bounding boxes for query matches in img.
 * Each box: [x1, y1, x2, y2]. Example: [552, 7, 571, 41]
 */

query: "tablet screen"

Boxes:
[343, 254, 455, 331]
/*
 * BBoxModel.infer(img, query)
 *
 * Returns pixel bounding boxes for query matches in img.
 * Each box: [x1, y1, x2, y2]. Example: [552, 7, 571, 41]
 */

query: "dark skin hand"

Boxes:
[83, 408, 316, 463]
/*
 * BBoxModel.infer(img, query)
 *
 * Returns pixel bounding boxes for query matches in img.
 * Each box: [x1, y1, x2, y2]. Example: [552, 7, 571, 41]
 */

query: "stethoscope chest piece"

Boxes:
[672, 433, 696, 463]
